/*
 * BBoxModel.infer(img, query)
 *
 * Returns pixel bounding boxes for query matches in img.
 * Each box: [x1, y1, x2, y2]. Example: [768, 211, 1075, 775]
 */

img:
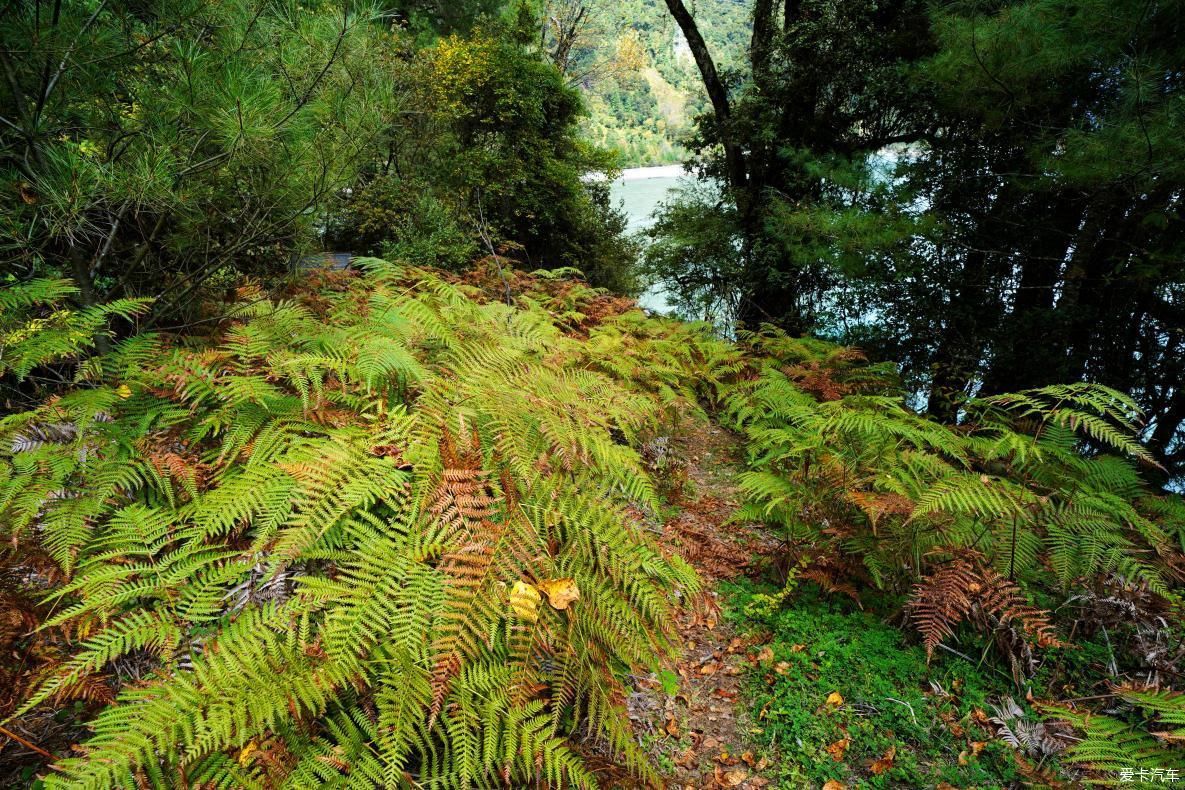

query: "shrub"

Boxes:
[1, 260, 702, 787]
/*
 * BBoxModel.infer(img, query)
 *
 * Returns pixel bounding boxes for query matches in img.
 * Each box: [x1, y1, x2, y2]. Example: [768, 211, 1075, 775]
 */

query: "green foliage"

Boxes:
[726, 583, 1029, 788]
[1, 262, 718, 787]
[1, 0, 399, 319]
[1049, 686, 1185, 783]
[648, 0, 1185, 468]
[0, 279, 150, 399]
[527, 0, 752, 167]
[721, 328, 1185, 652]
[2, 0, 641, 334]
[325, 30, 639, 292]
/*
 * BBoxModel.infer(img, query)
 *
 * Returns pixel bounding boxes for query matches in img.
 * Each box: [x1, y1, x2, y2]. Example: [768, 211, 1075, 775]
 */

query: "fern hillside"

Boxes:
[4, 2, 1185, 790]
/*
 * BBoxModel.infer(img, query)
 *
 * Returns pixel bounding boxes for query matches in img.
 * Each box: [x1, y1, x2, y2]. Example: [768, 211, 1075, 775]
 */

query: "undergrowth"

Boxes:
[1, 261, 715, 788]
[3, 262, 1185, 787]
[726, 581, 1037, 788]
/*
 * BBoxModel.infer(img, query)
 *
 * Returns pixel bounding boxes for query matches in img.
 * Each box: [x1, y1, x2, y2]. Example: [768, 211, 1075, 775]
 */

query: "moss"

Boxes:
[725, 580, 1031, 788]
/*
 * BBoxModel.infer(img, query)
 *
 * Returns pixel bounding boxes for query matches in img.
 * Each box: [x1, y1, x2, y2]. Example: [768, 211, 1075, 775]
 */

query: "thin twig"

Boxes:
[885, 696, 921, 728]
[0, 724, 57, 761]
[474, 190, 513, 307]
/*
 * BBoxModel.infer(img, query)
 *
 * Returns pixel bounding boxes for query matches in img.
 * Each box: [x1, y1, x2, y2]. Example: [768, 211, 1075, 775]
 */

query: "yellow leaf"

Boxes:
[237, 740, 257, 766]
[510, 581, 541, 622]
[538, 577, 579, 610]
[825, 691, 844, 707]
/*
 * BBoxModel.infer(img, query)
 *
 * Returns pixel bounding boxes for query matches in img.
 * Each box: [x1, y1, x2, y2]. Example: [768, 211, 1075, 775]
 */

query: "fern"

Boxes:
[2, 261, 702, 788]
[1047, 685, 1185, 783]
[720, 325, 1184, 671]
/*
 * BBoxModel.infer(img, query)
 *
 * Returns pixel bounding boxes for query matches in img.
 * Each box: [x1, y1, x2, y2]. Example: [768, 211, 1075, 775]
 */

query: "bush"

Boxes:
[1, 261, 698, 787]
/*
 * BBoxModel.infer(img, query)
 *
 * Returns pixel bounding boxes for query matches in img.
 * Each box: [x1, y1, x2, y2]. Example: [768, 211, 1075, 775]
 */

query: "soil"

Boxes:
[591, 421, 783, 789]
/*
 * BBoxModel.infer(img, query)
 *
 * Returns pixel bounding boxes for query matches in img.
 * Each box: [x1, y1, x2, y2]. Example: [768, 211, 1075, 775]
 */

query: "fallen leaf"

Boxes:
[699, 661, 720, 676]
[825, 691, 844, 707]
[674, 747, 697, 768]
[790, 643, 807, 652]
[870, 745, 896, 775]
[822, 781, 846, 790]
[701, 736, 721, 750]
[237, 740, 258, 766]
[509, 581, 541, 622]
[755, 646, 774, 664]
[665, 717, 679, 737]
[774, 661, 791, 675]
[537, 578, 579, 609]
[720, 768, 748, 787]
[959, 740, 988, 765]
[826, 737, 850, 761]
[741, 751, 755, 766]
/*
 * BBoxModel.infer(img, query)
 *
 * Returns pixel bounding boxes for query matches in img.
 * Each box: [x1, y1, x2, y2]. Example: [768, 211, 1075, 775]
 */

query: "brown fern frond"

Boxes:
[426, 431, 506, 724]
[907, 557, 979, 659]
[908, 556, 1061, 660]
[800, 559, 863, 608]
[977, 573, 1062, 650]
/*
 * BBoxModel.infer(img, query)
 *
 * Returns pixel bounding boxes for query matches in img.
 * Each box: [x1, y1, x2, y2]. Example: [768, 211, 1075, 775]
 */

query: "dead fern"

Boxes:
[908, 556, 1061, 662]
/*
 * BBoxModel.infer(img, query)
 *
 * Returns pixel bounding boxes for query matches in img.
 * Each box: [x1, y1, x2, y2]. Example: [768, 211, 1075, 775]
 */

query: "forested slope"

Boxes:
[3, 1, 1185, 787]
[535, 0, 751, 165]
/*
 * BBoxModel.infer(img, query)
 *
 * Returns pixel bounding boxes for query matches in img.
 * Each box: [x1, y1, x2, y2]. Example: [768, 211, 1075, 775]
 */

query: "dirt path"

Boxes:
[599, 422, 782, 789]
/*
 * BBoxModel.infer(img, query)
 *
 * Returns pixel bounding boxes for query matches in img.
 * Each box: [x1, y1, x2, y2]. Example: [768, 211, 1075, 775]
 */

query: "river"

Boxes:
[608, 165, 690, 314]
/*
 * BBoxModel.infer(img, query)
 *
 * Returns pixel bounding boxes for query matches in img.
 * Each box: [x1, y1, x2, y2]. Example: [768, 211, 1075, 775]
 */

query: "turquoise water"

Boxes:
[610, 174, 683, 234]
[609, 167, 687, 312]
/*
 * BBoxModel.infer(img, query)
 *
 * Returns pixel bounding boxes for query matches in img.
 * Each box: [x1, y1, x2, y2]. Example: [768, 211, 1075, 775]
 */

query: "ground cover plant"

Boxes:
[4, 262, 1185, 787]
[724, 582, 1035, 788]
[0, 261, 715, 787]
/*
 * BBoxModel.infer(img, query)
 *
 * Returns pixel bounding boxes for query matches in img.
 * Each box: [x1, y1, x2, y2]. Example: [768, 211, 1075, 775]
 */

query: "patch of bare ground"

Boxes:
[588, 421, 782, 789]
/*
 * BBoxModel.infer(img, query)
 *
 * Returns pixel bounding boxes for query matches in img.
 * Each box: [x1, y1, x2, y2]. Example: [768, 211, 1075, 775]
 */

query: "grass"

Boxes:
[723, 580, 1051, 788]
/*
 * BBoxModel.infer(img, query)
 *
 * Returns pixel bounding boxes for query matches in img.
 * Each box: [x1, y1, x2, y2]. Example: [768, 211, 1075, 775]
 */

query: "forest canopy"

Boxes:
[652, 0, 1185, 478]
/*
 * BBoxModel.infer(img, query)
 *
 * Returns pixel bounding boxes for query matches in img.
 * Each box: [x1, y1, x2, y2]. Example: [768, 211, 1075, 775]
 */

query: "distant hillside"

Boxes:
[561, 0, 752, 166]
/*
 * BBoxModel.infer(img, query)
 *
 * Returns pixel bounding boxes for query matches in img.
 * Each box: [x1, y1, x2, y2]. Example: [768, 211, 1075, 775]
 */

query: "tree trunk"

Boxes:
[662, 0, 747, 197]
[980, 191, 1082, 393]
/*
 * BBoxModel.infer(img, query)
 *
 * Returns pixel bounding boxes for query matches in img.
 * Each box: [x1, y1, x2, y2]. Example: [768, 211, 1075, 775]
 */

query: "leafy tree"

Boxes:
[1, 0, 398, 324]
[659, 0, 932, 332]
[657, 0, 1185, 474]
[326, 29, 639, 292]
